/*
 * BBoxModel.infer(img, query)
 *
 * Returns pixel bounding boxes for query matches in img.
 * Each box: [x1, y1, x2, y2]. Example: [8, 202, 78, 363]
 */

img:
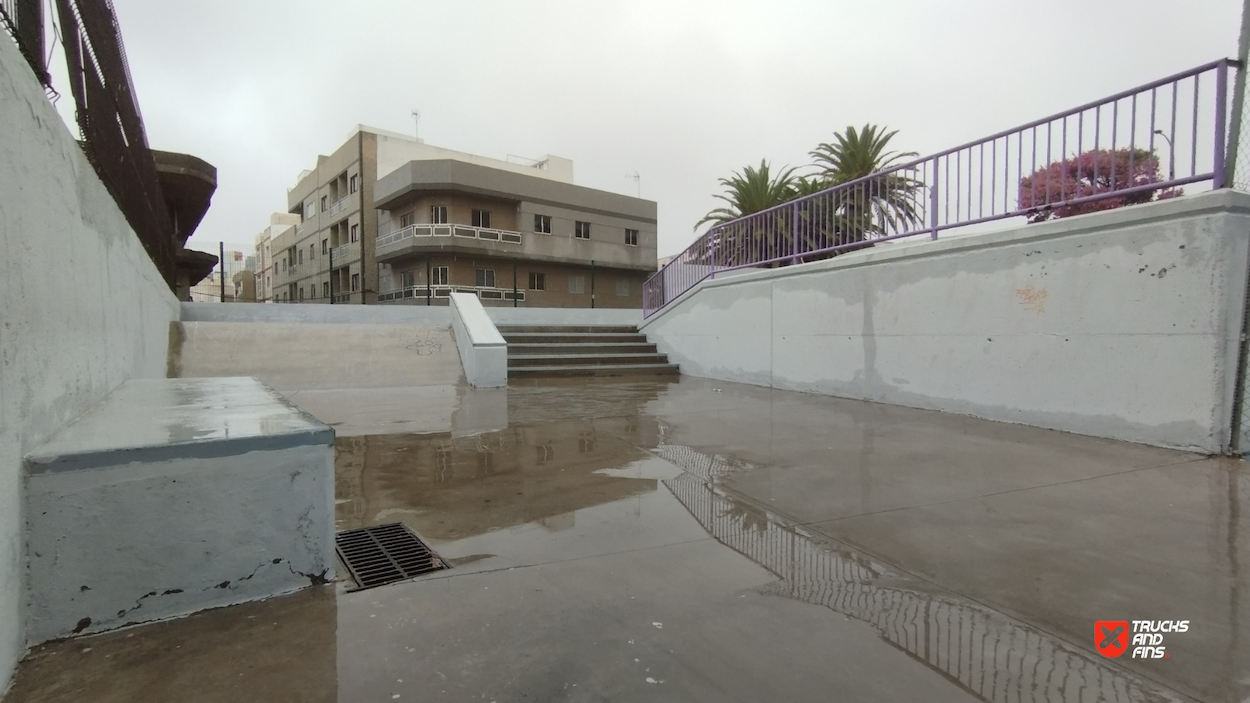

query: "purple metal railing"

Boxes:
[644, 59, 1233, 317]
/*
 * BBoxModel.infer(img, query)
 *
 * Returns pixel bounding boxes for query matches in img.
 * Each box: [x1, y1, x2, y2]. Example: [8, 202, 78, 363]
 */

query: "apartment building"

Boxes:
[189, 249, 250, 302]
[272, 126, 656, 307]
[253, 213, 298, 302]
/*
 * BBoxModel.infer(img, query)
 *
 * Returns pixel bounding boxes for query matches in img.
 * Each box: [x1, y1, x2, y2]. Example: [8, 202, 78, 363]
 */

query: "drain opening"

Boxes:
[335, 523, 448, 591]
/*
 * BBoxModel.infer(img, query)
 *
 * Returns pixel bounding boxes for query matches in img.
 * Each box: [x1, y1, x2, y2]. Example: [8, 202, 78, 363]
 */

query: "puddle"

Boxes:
[334, 418, 663, 541]
[657, 443, 1186, 703]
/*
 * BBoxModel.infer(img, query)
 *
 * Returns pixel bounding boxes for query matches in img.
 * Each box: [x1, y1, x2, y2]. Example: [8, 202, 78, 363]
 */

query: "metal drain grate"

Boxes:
[335, 523, 448, 591]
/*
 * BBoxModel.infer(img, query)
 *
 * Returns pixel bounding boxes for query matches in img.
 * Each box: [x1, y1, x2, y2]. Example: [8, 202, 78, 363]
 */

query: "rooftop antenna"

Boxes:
[411, 110, 420, 140]
[627, 171, 640, 197]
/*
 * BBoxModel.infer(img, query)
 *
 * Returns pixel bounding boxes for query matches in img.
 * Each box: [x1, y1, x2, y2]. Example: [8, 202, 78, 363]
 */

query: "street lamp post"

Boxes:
[1153, 130, 1175, 181]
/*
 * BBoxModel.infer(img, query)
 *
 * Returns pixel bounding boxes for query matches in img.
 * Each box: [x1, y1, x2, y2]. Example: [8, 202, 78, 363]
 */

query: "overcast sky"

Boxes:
[66, 0, 1243, 258]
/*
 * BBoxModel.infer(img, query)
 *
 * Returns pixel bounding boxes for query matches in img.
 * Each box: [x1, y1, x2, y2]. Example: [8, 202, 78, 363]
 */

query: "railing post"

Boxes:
[792, 204, 800, 264]
[709, 229, 717, 280]
[1215, 59, 1230, 190]
[930, 156, 940, 240]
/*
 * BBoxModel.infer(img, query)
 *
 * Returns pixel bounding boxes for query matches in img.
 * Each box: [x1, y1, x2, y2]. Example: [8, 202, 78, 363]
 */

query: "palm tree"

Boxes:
[695, 160, 799, 268]
[807, 124, 923, 248]
[695, 160, 798, 228]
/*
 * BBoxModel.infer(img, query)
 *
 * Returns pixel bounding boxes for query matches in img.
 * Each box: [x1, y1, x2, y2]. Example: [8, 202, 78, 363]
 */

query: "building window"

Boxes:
[432, 266, 449, 285]
[472, 209, 492, 228]
[400, 212, 414, 228]
[575, 221, 591, 239]
[528, 272, 545, 290]
[568, 275, 585, 294]
[350, 224, 359, 243]
[349, 174, 360, 193]
[299, 287, 305, 301]
[400, 270, 415, 288]
[615, 278, 630, 296]
[625, 229, 639, 246]
[281, 260, 286, 272]
[322, 239, 328, 254]
[431, 205, 448, 224]
[309, 244, 315, 259]
[351, 273, 360, 292]
[305, 202, 314, 219]
[322, 282, 329, 298]
[534, 214, 552, 234]
[320, 195, 328, 212]
[298, 250, 304, 264]
[475, 269, 496, 287]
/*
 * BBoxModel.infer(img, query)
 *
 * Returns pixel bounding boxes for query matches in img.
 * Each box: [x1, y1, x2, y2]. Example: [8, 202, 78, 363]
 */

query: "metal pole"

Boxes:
[590, 259, 595, 309]
[1215, 60, 1231, 190]
[1227, 0, 1250, 187]
[328, 246, 334, 304]
[219, 241, 226, 302]
[930, 157, 940, 240]
[791, 206, 799, 264]
[426, 257, 431, 306]
[512, 258, 518, 308]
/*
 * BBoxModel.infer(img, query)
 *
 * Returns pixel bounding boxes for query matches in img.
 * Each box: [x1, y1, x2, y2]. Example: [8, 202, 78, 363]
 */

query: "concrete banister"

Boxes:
[449, 292, 507, 387]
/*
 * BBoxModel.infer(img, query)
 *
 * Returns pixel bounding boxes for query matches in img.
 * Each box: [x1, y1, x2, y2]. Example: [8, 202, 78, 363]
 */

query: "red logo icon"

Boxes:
[1095, 621, 1129, 658]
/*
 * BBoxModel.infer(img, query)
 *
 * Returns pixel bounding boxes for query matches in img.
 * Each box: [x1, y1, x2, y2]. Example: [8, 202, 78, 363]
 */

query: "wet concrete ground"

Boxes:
[6, 377, 1247, 702]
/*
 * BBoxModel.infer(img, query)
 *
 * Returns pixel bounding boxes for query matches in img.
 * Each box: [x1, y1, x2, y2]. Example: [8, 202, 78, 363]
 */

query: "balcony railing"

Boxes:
[377, 223, 524, 251]
[329, 243, 356, 261]
[377, 284, 526, 303]
[328, 196, 349, 216]
[295, 222, 306, 236]
[644, 59, 1234, 318]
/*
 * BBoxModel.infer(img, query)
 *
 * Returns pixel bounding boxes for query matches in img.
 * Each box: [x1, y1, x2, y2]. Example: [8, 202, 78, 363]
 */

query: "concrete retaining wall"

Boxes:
[182, 301, 451, 324]
[642, 191, 1250, 453]
[0, 37, 180, 688]
[182, 302, 643, 328]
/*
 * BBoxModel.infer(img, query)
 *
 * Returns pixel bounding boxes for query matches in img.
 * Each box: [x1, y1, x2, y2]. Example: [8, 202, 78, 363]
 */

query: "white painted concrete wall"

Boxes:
[182, 301, 452, 324]
[450, 293, 508, 387]
[182, 302, 643, 328]
[486, 307, 642, 326]
[642, 191, 1250, 453]
[0, 37, 180, 688]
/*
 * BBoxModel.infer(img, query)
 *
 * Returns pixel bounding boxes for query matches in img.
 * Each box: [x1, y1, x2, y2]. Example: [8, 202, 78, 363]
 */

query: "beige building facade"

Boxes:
[272, 126, 656, 308]
[253, 213, 298, 302]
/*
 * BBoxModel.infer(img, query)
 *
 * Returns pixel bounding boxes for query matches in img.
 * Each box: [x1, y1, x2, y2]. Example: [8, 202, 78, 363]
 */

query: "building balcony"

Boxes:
[375, 223, 522, 263]
[376, 284, 525, 304]
[328, 196, 349, 216]
[329, 242, 359, 263]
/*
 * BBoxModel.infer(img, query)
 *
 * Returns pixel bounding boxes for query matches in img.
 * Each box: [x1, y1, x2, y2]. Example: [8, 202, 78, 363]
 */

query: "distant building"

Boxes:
[189, 249, 248, 302]
[233, 269, 255, 304]
[254, 213, 299, 302]
[271, 126, 656, 307]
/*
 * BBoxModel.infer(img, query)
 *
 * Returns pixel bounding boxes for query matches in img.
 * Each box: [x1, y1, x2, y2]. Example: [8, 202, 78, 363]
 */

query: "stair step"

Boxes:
[502, 333, 648, 344]
[510, 363, 680, 378]
[509, 353, 669, 368]
[495, 325, 639, 334]
[508, 342, 659, 355]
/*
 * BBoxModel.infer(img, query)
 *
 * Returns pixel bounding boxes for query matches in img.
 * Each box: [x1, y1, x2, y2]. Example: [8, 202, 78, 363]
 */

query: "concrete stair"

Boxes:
[499, 325, 679, 379]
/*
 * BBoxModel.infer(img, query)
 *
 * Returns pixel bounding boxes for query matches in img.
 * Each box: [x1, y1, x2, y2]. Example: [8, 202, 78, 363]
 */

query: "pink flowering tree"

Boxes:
[1018, 148, 1181, 223]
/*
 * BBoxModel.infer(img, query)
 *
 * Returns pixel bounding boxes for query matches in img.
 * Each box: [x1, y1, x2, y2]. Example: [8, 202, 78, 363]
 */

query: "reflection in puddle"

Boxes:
[658, 444, 1183, 703]
[335, 417, 661, 542]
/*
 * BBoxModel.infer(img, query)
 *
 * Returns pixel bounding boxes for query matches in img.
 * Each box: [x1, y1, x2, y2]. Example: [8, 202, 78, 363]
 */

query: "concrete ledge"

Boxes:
[181, 301, 451, 324]
[23, 378, 335, 643]
[450, 292, 508, 387]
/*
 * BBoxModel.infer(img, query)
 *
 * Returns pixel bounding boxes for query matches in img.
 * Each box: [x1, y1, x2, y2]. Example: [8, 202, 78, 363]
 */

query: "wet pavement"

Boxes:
[6, 377, 1247, 702]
